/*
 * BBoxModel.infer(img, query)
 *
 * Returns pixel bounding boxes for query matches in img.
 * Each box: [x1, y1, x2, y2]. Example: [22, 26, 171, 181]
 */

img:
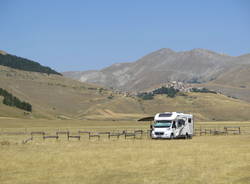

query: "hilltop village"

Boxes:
[112, 81, 198, 97]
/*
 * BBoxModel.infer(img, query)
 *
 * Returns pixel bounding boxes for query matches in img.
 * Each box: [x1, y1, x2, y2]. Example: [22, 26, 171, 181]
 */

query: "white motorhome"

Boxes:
[151, 112, 194, 139]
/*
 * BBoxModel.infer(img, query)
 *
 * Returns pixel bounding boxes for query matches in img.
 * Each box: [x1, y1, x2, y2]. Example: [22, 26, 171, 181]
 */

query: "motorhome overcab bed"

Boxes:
[151, 112, 194, 139]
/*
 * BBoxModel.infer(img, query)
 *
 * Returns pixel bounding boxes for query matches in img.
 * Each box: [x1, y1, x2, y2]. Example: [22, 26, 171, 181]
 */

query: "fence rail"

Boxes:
[194, 125, 249, 136]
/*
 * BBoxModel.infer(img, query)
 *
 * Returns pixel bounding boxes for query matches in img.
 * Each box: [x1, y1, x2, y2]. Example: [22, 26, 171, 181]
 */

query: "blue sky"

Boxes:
[0, 0, 249, 72]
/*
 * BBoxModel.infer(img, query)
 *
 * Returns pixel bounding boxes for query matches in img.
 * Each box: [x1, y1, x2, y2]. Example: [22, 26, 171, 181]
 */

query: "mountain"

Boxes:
[63, 48, 250, 101]
[0, 50, 61, 75]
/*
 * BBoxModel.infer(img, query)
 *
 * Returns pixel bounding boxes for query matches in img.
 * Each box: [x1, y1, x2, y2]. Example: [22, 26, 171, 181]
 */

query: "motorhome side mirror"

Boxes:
[172, 122, 176, 128]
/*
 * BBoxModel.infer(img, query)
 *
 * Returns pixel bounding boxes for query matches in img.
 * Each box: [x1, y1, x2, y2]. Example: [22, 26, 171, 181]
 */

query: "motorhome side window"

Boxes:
[178, 119, 185, 127]
[188, 118, 192, 123]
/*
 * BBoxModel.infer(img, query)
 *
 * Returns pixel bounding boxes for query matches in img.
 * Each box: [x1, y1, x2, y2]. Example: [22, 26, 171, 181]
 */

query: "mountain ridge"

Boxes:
[63, 48, 250, 102]
[63, 48, 249, 88]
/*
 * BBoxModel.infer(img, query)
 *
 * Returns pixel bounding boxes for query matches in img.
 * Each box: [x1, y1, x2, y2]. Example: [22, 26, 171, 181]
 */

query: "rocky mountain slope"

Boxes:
[63, 48, 250, 101]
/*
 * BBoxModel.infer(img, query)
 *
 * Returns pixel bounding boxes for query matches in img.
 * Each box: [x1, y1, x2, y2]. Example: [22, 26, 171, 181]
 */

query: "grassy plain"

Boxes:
[0, 119, 250, 184]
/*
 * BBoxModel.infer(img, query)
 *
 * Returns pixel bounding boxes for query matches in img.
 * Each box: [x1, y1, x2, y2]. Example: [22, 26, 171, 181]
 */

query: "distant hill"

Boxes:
[0, 50, 61, 75]
[63, 48, 250, 102]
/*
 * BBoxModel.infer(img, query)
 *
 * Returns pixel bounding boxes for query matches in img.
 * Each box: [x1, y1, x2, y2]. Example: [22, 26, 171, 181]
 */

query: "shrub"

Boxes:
[191, 88, 217, 94]
[107, 95, 114, 99]
[0, 141, 10, 146]
[137, 92, 154, 100]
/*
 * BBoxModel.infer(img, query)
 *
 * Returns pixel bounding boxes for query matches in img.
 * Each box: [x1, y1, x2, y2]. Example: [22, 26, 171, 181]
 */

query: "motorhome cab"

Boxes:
[151, 112, 194, 139]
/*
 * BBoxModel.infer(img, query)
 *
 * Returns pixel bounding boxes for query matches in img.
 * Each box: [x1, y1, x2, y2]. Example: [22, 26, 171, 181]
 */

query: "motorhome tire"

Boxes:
[185, 133, 188, 139]
[170, 134, 174, 140]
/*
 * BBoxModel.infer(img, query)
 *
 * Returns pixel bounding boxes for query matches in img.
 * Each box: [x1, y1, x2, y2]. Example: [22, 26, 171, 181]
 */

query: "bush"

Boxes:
[191, 88, 217, 94]
[107, 95, 114, 99]
[177, 92, 188, 96]
[137, 92, 154, 100]
[0, 141, 10, 146]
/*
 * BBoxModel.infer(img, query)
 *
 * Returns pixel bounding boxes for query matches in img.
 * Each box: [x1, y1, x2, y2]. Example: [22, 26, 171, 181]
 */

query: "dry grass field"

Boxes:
[1, 119, 250, 184]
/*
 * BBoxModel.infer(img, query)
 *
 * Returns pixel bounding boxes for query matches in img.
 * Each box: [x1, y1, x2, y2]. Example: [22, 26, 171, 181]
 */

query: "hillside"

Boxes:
[0, 50, 61, 75]
[1, 65, 250, 121]
[0, 65, 105, 119]
[194, 64, 250, 102]
[63, 48, 250, 102]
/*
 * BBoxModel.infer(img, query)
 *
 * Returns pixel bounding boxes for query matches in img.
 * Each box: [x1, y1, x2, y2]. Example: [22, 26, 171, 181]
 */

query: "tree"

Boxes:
[0, 88, 32, 112]
[0, 54, 61, 75]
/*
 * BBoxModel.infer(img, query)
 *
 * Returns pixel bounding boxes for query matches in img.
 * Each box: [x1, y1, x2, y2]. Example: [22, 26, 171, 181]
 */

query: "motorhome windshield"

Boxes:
[154, 121, 172, 128]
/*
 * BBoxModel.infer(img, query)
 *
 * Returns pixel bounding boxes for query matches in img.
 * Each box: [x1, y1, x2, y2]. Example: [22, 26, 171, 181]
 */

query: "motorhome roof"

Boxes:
[154, 112, 192, 121]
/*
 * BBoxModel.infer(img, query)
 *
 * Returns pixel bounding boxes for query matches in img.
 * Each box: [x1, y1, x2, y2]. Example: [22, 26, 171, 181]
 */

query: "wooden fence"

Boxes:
[194, 126, 243, 136]
[1, 125, 250, 144]
[21, 129, 148, 144]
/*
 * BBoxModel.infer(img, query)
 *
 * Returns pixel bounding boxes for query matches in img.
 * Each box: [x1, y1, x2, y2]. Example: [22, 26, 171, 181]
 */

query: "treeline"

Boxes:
[0, 53, 61, 75]
[137, 87, 179, 100]
[191, 88, 217, 94]
[152, 86, 179, 97]
[0, 88, 32, 112]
